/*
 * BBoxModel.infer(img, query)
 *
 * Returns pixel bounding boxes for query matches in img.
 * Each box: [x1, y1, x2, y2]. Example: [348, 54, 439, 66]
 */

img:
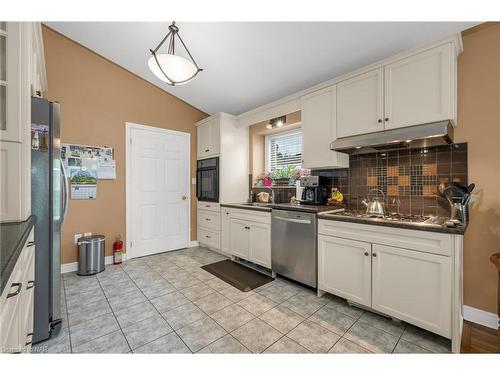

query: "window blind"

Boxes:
[267, 130, 302, 172]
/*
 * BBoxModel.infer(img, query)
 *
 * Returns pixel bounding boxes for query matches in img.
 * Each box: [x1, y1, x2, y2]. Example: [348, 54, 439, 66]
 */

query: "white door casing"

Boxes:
[126, 122, 190, 259]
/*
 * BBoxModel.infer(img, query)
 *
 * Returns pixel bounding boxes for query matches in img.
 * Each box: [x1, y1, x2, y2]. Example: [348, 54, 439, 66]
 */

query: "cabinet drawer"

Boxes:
[197, 201, 220, 212]
[198, 227, 220, 250]
[318, 219, 451, 256]
[198, 209, 220, 231]
[230, 208, 271, 224]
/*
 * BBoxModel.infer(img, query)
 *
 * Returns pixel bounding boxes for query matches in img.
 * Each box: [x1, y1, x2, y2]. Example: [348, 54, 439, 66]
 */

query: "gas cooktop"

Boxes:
[319, 209, 449, 226]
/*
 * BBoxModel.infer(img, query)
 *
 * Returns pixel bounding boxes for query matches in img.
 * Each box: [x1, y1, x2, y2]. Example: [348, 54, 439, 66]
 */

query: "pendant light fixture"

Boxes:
[148, 22, 203, 86]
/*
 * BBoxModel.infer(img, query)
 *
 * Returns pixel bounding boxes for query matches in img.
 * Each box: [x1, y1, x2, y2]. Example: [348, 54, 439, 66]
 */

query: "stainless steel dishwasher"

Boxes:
[271, 209, 317, 288]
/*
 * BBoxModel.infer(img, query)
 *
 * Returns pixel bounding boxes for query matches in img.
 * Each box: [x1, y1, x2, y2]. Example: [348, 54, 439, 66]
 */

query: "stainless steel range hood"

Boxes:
[330, 121, 454, 154]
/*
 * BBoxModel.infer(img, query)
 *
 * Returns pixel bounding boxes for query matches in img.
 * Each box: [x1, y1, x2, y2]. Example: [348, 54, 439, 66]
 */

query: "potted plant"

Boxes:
[272, 165, 295, 186]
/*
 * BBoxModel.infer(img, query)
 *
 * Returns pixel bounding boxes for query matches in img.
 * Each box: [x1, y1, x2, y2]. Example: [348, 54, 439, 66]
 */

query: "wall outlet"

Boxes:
[84, 232, 92, 237]
[74, 234, 82, 244]
[191, 177, 196, 185]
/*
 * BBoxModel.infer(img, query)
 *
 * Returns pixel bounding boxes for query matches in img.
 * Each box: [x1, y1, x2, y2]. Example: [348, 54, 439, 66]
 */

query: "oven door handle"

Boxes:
[273, 216, 312, 225]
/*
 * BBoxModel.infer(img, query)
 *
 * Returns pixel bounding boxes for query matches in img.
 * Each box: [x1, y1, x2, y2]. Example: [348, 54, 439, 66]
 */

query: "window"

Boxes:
[265, 129, 302, 172]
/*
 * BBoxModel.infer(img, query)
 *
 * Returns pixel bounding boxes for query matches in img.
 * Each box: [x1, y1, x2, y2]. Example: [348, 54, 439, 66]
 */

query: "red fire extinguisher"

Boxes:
[113, 235, 124, 265]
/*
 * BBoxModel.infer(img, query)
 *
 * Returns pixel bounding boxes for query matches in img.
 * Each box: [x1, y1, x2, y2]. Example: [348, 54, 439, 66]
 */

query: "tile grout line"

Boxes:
[121, 261, 196, 353]
[61, 277, 73, 353]
[95, 269, 134, 353]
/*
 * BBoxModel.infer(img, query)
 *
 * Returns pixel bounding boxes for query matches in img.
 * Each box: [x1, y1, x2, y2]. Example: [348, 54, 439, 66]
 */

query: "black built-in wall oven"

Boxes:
[196, 157, 219, 202]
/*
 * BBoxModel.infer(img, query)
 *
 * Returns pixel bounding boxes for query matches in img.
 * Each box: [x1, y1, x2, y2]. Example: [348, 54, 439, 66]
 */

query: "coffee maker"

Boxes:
[299, 176, 328, 205]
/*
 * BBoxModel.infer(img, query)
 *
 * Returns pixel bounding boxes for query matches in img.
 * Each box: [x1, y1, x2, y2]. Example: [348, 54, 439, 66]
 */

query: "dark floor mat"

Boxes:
[201, 260, 274, 292]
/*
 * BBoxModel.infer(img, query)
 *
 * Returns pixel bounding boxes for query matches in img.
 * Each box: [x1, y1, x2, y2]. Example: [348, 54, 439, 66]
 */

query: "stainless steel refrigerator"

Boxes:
[31, 97, 68, 343]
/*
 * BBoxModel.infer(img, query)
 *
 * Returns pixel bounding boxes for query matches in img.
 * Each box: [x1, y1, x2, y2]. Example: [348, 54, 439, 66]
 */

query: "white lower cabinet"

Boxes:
[220, 207, 231, 254]
[0, 227, 35, 353]
[318, 235, 371, 306]
[197, 203, 222, 252]
[229, 218, 250, 259]
[371, 244, 451, 338]
[227, 208, 271, 269]
[248, 222, 271, 268]
[318, 219, 461, 351]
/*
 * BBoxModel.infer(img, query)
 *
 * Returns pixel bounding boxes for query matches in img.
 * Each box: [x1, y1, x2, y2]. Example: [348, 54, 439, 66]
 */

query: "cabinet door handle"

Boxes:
[205, 235, 211, 239]
[205, 149, 209, 153]
[27, 241, 35, 247]
[372, 253, 377, 258]
[7, 283, 22, 298]
[205, 218, 211, 221]
[377, 119, 382, 124]
[364, 252, 369, 256]
[27, 280, 35, 289]
[25, 333, 33, 346]
[384, 118, 389, 122]
[245, 226, 250, 230]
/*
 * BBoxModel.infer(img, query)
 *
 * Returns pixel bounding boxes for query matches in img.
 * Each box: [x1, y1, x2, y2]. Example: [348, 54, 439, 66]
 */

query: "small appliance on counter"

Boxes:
[299, 176, 328, 205]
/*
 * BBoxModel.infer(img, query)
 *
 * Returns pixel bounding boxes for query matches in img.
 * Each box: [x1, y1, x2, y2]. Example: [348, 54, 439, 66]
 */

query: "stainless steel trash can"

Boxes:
[77, 235, 105, 276]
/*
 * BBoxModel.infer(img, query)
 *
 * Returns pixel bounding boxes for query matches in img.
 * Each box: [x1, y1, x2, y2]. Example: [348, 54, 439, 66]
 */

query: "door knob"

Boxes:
[182, 195, 187, 200]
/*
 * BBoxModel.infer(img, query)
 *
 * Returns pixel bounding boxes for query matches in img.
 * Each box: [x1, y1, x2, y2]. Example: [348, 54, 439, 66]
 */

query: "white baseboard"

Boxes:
[463, 305, 499, 329]
[61, 253, 128, 274]
[189, 240, 200, 247]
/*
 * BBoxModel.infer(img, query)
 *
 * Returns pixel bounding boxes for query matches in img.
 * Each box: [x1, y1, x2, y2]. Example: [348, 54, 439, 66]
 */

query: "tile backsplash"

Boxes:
[313, 143, 468, 217]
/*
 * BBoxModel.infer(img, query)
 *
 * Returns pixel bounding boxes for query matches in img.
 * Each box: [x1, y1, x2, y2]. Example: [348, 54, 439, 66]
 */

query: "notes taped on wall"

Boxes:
[61, 143, 116, 179]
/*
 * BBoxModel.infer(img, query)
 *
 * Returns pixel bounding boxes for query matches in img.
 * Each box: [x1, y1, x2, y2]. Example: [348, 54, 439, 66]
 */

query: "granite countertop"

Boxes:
[221, 202, 338, 213]
[317, 212, 466, 235]
[220, 203, 272, 212]
[0, 216, 36, 295]
[220, 202, 465, 235]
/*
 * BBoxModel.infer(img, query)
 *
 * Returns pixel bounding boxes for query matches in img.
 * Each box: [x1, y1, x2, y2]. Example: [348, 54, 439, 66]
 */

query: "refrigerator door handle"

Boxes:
[61, 160, 69, 225]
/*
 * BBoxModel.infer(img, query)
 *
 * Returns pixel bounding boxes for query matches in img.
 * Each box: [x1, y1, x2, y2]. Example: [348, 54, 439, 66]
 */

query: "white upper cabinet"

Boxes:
[301, 86, 349, 169]
[1, 22, 45, 222]
[384, 44, 453, 130]
[197, 118, 220, 159]
[1, 22, 22, 142]
[337, 43, 456, 138]
[337, 68, 384, 138]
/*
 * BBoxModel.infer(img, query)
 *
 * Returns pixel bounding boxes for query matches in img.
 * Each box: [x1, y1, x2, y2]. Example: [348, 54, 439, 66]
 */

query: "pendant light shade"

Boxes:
[148, 22, 202, 86]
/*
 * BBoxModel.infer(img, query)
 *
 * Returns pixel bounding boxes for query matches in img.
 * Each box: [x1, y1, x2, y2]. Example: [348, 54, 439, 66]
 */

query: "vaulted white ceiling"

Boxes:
[45, 22, 477, 115]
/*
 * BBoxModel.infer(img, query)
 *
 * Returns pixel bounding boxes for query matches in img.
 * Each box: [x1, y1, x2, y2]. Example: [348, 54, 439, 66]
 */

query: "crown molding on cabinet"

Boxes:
[233, 33, 463, 128]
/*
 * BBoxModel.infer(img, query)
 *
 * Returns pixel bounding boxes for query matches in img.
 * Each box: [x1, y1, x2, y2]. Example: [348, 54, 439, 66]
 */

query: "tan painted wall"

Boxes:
[455, 23, 500, 314]
[248, 111, 301, 183]
[42, 26, 207, 264]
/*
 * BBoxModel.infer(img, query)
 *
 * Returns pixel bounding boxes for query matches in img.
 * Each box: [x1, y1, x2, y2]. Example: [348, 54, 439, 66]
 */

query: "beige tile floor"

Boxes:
[33, 247, 451, 354]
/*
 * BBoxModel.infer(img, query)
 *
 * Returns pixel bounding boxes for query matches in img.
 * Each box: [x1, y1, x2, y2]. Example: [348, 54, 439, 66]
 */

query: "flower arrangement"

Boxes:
[255, 166, 311, 187]
[255, 172, 273, 187]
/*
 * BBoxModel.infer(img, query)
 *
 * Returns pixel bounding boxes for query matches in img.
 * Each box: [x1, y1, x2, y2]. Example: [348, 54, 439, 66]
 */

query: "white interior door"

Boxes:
[128, 124, 190, 258]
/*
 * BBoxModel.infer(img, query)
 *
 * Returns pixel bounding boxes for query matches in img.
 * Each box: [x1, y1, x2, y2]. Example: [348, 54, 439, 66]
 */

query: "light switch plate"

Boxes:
[74, 234, 82, 244]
